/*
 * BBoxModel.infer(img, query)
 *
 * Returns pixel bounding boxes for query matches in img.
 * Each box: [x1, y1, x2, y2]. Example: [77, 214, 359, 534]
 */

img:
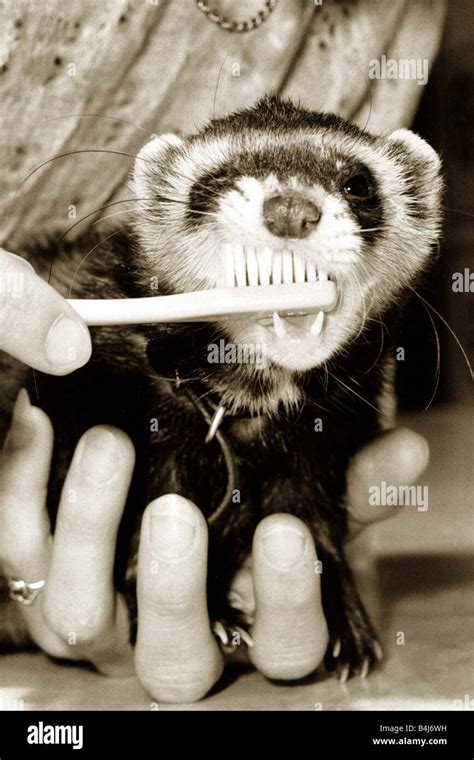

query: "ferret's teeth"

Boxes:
[273, 312, 286, 338]
[246, 246, 259, 287]
[318, 268, 328, 281]
[293, 253, 305, 283]
[272, 252, 282, 284]
[223, 245, 235, 287]
[310, 310, 324, 336]
[306, 262, 317, 282]
[282, 252, 293, 284]
[234, 247, 247, 287]
[257, 248, 272, 285]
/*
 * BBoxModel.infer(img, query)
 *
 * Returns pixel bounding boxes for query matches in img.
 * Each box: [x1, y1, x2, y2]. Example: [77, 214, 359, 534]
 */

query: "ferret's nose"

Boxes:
[263, 194, 321, 239]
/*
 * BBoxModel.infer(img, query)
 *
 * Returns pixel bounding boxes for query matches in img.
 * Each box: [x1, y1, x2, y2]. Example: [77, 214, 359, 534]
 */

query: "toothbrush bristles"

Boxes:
[223, 246, 323, 288]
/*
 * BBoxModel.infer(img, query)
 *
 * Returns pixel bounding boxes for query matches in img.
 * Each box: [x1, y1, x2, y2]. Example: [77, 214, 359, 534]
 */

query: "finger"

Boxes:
[135, 495, 223, 703]
[0, 390, 68, 654]
[0, 248, 91, 374]
[346, 427, 430, 536]
[42, 426, 136, 675]
[0, 389, 53, 579]
[249, 514, 328, 681]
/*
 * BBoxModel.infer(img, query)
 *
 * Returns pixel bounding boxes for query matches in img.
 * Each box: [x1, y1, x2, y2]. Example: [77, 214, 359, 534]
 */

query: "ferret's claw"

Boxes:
[339, 663, 350, 684]
[360, 658, 370, 680]
[235, 625, 254, 648]
[374, 641, 384, 661]
[205, 405, 226, 443]
[332, 638, 341, 659]
[212, 620, 229, 647]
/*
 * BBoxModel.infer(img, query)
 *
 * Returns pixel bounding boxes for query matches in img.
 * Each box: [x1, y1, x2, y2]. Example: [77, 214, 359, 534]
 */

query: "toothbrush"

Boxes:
[68, 281, 337, 326]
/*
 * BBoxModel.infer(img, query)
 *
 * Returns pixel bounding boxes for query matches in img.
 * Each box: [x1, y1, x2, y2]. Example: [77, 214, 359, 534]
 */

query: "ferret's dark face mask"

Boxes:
[132, 99, 442, 373]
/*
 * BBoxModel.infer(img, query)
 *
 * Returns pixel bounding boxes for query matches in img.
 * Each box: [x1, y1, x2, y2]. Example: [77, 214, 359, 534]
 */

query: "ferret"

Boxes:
[1, 96, 442, 679]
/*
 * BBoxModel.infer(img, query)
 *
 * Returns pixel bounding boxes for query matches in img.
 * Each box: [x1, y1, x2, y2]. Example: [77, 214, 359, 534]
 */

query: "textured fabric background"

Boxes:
[0, 0, 446, 248]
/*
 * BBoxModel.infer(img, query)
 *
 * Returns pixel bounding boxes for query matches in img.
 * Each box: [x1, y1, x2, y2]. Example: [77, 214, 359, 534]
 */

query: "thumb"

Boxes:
[0, 248, 91, 374]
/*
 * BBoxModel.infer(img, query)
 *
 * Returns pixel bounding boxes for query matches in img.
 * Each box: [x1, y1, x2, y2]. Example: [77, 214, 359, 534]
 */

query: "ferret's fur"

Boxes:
[0, 97, 442, 678]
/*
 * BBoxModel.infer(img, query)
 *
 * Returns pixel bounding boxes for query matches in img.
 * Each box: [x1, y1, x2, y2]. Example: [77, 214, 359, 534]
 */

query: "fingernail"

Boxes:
[45, 315, 91, 368]
[6, 389, 35, 449]
[78, 428, 119, 483]
[149, 496, 196, 561]
[262, 525, 305, 569]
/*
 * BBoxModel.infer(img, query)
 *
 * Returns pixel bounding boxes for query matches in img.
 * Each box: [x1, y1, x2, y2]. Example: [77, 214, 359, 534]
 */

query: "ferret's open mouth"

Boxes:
[259, 310, 326, 340]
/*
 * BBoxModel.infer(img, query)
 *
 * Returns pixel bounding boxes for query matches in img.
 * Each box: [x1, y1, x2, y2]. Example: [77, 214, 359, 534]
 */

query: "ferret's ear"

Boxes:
[387, 128, 441, 173]
[133, 133, 184, 196]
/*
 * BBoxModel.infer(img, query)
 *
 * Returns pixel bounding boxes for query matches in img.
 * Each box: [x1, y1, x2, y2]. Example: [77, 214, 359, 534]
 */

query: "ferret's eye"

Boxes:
[343, 173, 372, 199]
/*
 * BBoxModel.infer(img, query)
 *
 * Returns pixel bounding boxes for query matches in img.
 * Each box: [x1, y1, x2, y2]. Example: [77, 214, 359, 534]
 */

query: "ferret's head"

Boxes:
[132, 96, 442, 373]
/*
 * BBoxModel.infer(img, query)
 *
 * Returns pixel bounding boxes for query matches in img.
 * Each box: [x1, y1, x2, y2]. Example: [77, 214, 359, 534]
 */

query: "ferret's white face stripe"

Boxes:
[216, 178, 362, 269]
[235, 177, 266, 203]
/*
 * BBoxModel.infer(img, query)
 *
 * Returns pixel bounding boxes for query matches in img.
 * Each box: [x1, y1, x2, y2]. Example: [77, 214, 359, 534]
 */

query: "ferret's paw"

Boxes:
[325, 624, 383, 681]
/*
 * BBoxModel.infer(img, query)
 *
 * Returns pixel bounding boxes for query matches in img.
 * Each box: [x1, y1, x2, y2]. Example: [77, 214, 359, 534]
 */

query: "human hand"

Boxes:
[0, 248, 91, 374]
[0, 391, 429, 702]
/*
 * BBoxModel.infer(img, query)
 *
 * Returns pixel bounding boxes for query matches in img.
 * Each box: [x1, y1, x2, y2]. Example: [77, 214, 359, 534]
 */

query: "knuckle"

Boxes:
[0, 541, 40, 576]
[55, 502, 119, 541]
[139, 596, 193, 626]
[42, 602, 109, 646]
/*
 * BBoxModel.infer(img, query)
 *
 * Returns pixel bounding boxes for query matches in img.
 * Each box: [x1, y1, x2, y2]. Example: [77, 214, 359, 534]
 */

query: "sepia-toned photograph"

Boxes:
[0, 0, 472, 744]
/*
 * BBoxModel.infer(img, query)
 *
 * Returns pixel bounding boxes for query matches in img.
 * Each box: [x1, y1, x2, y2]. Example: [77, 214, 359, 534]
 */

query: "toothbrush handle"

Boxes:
[68, 282, 337, 326]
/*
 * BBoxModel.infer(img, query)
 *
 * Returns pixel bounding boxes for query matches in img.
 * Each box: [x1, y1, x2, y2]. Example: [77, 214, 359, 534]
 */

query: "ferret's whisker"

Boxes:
[13, 150, 155, 201]
[347, 269, 368, 342]
[327, 370, 380, 413]
[364, 317, 386, 375]
[66, 228, 125, 298]
[58, 198, 152, 243]
[321, 360, 329, 393]
[40, 113, 154, 137]
[154, 199, 219, 219]
[408, 286, 473, 381]
[442, 205, 474, 220]
[417, 299, 441, 411]
[151, 194, 220, 213]
[349, 227, 386, 234]
[92, 206, 145, 225]
[213, 54, 231, 119]
[47, 197, 152, 283]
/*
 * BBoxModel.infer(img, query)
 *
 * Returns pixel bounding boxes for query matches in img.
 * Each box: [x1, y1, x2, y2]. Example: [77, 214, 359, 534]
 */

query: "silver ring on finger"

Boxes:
[8, 578, 46, 606]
